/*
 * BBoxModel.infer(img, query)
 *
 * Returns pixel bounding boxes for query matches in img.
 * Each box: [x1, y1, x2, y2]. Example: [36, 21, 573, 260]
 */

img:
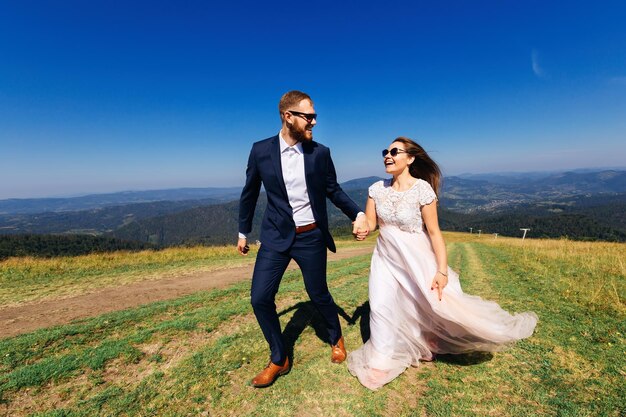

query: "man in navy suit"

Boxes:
[238, 90, 369, 387]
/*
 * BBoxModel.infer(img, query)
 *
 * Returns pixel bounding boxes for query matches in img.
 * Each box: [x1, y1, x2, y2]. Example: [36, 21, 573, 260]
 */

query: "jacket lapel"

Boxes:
[303, 141, 317, 210]
[269, 135, 289, 199]
[303, 141, 315, 181]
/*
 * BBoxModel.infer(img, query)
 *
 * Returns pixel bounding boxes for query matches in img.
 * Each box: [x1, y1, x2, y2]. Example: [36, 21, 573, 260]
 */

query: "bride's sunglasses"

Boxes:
[382, 147, 407, 158]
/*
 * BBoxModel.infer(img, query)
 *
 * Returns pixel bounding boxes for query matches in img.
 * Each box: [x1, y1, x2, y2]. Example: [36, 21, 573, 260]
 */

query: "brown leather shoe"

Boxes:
[331, 336, 347, 363]
[251, 357, 290, 388]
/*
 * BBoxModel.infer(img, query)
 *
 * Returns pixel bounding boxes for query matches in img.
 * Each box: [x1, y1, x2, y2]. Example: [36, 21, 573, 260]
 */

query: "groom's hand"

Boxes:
[237, 238, 249, 255]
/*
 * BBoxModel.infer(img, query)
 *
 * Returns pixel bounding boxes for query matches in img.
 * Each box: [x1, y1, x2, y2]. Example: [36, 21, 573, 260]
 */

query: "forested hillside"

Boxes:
[0, 235, 154, 259]
[1, 171, 624, 256]
[109, 191, 626, 246]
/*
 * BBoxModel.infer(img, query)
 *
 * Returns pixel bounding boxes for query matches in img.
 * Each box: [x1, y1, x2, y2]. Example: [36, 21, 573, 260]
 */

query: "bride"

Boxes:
[347, 137, 538, 390]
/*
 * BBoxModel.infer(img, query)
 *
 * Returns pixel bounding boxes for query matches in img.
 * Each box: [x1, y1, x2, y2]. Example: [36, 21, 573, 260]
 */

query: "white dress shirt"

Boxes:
[238, 133, 315, 240]
[278, 132, 316, 227]
[239, 133, 364, 239]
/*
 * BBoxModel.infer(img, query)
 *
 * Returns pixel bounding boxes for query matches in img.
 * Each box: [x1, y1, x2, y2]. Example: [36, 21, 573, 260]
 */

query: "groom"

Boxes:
[237, 90, 369, 388]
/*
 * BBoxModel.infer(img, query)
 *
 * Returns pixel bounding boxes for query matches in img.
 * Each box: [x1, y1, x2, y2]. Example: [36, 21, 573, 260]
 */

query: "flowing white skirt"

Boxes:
[347, 226, 538, 390]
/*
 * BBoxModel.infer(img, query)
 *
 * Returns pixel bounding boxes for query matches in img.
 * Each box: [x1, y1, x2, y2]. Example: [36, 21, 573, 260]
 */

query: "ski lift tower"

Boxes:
[520, 228, 531, 240]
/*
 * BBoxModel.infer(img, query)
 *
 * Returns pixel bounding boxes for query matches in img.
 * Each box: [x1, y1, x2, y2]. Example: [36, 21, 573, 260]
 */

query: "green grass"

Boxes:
[0, 234, 624, 416]
[0, 245, 261, 307]
[0, 237, 370, 307]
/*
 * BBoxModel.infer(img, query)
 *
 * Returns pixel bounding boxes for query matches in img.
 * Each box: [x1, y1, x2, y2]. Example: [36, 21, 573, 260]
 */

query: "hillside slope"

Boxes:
[0, 234, 623, 416]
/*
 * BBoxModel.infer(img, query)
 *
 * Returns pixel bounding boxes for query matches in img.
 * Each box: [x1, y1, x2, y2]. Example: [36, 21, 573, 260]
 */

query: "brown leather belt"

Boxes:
[295, 222, 317, 234]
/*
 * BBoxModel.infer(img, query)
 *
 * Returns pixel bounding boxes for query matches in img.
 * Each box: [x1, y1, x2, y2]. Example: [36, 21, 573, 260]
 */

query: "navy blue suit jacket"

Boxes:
[239, 135, 362, 253]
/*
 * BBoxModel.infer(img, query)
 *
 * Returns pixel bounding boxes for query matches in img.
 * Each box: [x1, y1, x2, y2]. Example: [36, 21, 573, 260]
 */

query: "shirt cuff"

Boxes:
[238, 233, 247, 239]
[356, 212, 365, 219]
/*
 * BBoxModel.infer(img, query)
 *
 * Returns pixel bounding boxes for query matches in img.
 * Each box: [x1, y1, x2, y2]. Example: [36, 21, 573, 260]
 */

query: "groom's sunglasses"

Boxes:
[287, 110, 318, 123]
[382, 148, 407, 158]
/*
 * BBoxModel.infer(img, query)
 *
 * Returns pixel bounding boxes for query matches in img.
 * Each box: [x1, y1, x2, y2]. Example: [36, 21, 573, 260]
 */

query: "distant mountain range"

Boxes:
[0, 198, 222, 235]
[0, 170, 624, 244]
[440, 170, 626, 212]
[455, 167, 626, 183]
[0, 187, 242, 215]
[107, 189, 625, 246]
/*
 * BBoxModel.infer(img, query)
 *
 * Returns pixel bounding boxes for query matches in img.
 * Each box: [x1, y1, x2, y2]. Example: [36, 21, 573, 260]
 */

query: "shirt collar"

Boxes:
[279, 132, 303, 155]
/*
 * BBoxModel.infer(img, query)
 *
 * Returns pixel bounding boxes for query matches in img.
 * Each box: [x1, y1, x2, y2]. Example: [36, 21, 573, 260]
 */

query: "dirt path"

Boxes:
[0, 246, 373, 339]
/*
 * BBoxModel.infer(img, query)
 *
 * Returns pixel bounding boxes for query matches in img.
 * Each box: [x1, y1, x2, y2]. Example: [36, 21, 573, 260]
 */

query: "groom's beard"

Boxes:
[288, 122, 313, 143]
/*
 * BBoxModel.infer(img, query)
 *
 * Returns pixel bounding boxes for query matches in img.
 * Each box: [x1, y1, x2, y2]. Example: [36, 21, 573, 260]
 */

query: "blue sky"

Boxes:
[1, 0, 625, 199]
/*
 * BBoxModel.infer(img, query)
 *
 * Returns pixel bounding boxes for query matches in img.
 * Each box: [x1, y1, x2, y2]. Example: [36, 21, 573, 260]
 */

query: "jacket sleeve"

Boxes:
[325, 148, 362, 220]
[238, 146, 262, 235]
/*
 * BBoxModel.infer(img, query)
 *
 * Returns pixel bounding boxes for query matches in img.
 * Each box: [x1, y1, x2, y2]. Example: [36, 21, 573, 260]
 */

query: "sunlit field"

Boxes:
[0, 238, 371, 308]
[0, 233, 623, 416]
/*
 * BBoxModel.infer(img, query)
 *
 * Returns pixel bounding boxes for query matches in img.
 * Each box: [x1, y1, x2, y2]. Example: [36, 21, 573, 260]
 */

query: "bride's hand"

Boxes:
[431, 271, 448, 301]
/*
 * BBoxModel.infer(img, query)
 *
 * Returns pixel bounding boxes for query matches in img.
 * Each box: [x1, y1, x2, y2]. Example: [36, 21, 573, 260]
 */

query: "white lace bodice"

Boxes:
[369, 179, 437, 233]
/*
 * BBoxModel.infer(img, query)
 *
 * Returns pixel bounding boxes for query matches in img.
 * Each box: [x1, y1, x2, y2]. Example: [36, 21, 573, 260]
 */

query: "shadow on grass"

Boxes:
[279, 301, 331, 362]
[278, 301, 491, 366]
[278, 301, 370, 363]
[435, 352, 493, 366]
[338, 302, 370, 344]
[277, 301, 372, 363]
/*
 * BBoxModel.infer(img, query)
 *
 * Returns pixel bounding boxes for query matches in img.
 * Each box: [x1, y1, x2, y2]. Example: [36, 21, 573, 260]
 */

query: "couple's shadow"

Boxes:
[278, 301, 370, 362]
[278, 301, 492, 366]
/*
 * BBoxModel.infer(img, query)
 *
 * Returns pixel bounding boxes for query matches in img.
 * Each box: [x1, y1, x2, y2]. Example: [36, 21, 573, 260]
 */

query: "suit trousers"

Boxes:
[250, 227, 342, 365]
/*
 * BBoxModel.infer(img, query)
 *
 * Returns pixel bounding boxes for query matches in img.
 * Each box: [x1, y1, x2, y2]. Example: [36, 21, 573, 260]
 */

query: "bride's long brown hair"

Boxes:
[393, 137, 442, 198]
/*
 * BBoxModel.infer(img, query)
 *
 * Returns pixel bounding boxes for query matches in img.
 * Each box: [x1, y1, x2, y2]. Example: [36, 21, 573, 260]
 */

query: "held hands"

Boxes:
[352, 214, 370, 241]
[237, 238, 249, 256]
[431, 270, 448, 301]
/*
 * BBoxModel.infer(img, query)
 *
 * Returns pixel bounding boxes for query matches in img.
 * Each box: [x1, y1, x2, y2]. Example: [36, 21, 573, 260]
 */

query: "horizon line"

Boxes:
[1, 166, 625, 201]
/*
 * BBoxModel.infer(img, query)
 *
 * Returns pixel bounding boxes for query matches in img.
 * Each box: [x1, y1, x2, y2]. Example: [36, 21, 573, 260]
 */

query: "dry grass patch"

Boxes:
[0, 368, 99, 416]
[486, 237, 625, 312]
[0, 245, 259, 306]
[384, 363, 431, 415]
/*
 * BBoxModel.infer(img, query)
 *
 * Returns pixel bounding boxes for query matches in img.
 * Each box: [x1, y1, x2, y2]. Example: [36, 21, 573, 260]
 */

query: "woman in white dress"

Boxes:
[347, 137, 538, 390]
